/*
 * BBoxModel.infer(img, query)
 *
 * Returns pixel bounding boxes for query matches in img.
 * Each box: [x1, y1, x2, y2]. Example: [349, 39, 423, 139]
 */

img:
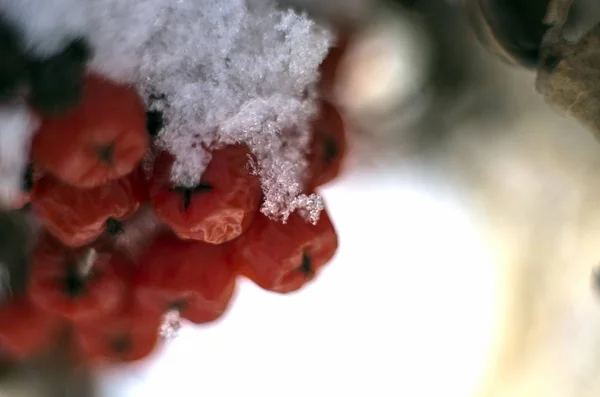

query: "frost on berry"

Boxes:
[287, 193, 325, 224]
[159, 309, 182, 341]
[535, 0, 600, 139]
[0, 102, 38, 208]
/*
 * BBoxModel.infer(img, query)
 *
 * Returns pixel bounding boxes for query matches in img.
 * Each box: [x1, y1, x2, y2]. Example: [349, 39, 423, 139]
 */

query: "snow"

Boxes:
[0, 0, 89, 57]
[0, 102, 38, 208]
[0, 0, 333, 220]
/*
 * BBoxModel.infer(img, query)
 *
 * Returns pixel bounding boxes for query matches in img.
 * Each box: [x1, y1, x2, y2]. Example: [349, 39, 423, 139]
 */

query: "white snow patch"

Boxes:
[1, 0, 334, 220]
[0, 0, 89, 57]
[0, 102, 38, 208]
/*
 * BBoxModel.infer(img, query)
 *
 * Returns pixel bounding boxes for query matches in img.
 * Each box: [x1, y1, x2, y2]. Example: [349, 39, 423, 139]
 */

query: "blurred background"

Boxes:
[7, 0, 600, 396]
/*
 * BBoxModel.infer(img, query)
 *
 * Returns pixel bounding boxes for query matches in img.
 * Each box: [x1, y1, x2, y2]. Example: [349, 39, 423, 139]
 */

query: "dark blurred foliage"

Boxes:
[0, 209, 33, 299]
[0, 331, 96, 397]
[467, 0, 550, 69]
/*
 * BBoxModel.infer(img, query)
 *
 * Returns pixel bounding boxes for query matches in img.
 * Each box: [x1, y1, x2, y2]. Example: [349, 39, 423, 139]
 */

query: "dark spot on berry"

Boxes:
[169, 182, 213, 212]
[146, 110, 164, 138]
[105, 218, 124, 236]
[109, 334, 133, 355]
[28, 37, 92, 115]
[298, 251, 314, 279]
[64, 261, 86, 298]
[21, 164, 34, 193]
[323, 135, 338, 165]
[96, 143, 115, 165]
[541, 53, 561, 73]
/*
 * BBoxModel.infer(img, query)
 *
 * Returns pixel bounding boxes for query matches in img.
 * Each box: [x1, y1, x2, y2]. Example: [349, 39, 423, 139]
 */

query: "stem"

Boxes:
[299, 251, 315, 279]
[105, 217, 124, 236]
[169, 182, 213, 212]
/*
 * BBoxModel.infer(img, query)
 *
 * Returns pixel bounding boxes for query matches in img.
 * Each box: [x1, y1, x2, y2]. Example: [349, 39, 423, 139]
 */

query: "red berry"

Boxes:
[150, 145, 261, 244]
[32, 74, 149, 188]
[75, 300, 161, 364]
[307, 102, 347, 189]
[134, 233, 237, 324]
[319, 33, 349, 99]
[29, 234, 131, 322]
[0, 298, 63, 359]
[232, 209, 338, 293]
[31, 168, 146, 248]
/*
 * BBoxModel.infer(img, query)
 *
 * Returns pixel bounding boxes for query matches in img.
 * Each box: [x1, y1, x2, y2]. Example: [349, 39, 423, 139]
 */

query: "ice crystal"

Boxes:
[159, 309, 182, 341]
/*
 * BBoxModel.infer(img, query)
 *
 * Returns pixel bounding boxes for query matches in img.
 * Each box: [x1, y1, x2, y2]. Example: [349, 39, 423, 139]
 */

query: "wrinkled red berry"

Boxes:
[31, 168, 146, 248]
[0, 298, 63, 359]
[29, 234, 131, 322]
[150, 145, 261, 244]
[232, 209, 338, 293]
[32, 74, 149, 188]
[135, 233, 238, 324]
[75, 300, 162, 364]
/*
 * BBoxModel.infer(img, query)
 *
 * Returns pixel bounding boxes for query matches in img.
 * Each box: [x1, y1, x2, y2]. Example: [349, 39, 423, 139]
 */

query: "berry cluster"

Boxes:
[0, 32, 347, 365]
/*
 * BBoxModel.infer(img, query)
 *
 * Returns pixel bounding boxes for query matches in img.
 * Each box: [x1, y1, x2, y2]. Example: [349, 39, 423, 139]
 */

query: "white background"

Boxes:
[98, 162, 501, 397]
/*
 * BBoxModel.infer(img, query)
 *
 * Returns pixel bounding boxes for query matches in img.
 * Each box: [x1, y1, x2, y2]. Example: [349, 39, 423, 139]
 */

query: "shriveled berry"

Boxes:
[0, 298, 63, 359]
[75, 300, 162, 364]
[150, 145, 261, 244]
[232, 209, 338, 293]
[32, 74, 149, 188]
[28, 38, 92, 115]
[29, 234, 131, 322]
[134, 233, 238, 324]
[31, 168, 146, 248]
